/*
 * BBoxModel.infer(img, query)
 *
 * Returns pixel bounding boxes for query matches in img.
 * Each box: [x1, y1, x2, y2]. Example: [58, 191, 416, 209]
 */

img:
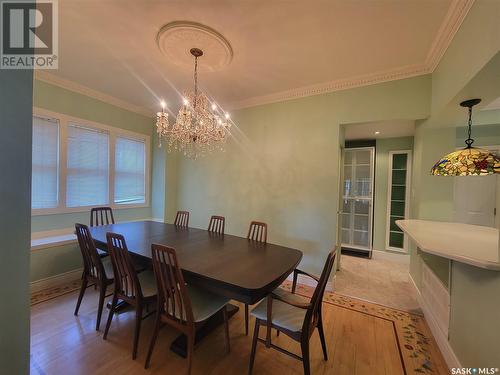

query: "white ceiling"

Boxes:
[482, 97, 500, 111]
[37, 0, 471, 115]
[344, 120, 415, 140]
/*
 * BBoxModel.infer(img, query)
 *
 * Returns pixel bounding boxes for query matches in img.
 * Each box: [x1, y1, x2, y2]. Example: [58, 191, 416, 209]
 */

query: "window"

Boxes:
[114, 137, 146, 204]
[66, 124, 109, 207]
[386, 151, 411, 252]
[32, 116, 59, 209]
[31, 109, 150, 214]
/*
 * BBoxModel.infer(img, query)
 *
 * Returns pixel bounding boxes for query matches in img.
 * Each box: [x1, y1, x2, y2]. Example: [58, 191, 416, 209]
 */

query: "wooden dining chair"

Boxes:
[90, 206, 115, 227]
[103, 232, 157, 360]
[145, 243, 231, 374]
[241, 221, 268, 335]
[74, 223, 114, 331]
[208, 215, 225, 235]
[174, 210, 190, 227]
[248, 248, 337, 375]
[247, 221, 267, 243]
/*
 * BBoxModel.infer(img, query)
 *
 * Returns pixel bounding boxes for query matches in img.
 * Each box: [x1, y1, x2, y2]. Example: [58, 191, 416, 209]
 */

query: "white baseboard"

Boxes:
[371, 249, 410, 265]
[409, 274, 461, 370]
[31, 268, 83, 293]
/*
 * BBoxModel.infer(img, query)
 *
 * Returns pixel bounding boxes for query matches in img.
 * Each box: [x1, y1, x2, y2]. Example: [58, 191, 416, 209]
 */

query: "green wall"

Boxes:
[34, 80, 153, 135]
[31, 80, 160, 282]
[0, 70, 33, 374]
[455, 123, 500, 148]
[449, 262, 500, 367]
[176, 75, 431, 275]
[373, 136, 414, 252]
[31, 244, 81, 282]
[408, 0, 500, 367]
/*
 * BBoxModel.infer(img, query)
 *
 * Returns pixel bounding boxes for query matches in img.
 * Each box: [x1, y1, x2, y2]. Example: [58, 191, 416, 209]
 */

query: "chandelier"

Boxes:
[431, 99, 500, 176]
[155, 48, 231, 158]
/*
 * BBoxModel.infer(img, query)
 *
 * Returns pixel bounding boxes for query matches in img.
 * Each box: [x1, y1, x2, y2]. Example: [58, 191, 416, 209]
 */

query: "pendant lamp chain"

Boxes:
[465, 106, 474, 148]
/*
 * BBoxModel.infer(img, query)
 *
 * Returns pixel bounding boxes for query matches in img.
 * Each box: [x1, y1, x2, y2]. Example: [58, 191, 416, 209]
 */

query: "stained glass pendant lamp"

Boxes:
[431, 99, 500, 176]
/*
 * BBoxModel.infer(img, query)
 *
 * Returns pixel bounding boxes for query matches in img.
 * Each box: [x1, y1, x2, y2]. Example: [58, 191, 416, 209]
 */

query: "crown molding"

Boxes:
[34, 71, 153, 117]
[35, 0, 474, 113]
[229, 0, 474, 110]
[425, 0, 475, 72]
[228, 63, 431, 110]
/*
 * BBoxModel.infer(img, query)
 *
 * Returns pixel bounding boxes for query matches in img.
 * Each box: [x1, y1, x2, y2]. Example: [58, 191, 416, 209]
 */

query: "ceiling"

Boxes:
[37, 0, 472, 115]
[482, 97, 500, 111]
[344, 120, 415, 140]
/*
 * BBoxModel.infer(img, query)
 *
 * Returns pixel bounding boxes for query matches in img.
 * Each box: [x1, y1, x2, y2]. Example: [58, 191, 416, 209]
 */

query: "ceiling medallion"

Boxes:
[431, 99, 500, 176]
[155, 48, 231, 159]
[156, 21, 233, 72]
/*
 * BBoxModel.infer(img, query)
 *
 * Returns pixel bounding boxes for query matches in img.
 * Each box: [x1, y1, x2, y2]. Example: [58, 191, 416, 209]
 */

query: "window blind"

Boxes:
[32, 116, 59, 209]
[66, 123, 109, 207]
[114, 136, 146, 204]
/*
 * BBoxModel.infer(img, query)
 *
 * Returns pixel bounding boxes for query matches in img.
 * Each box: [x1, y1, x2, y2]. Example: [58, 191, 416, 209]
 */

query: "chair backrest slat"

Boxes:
[106, 232, 141, 299]
[247, 221, 267, 243]
[75, 223, 107, 281]
[303, 248, 337, 335]
[174, 211, 190, 227]
[151, 244, 195, 325]
[208, 215, 225, 235]
[90, 207, 115, 227]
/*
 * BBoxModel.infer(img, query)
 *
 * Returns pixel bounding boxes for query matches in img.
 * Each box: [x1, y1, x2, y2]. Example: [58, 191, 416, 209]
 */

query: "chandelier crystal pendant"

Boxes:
[155, 101, 169, 147]
[154, 48, 231, 158]
[430, 99, 500, 176]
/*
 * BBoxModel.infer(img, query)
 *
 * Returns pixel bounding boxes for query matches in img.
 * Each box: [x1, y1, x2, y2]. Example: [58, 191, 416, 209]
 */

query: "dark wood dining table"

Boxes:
[88, 220, 303, 356]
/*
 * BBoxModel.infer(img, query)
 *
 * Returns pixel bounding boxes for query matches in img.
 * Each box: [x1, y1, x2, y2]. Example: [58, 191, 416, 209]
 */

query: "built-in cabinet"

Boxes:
[341, 147, 374, 252]
[386, 150, 411, 252]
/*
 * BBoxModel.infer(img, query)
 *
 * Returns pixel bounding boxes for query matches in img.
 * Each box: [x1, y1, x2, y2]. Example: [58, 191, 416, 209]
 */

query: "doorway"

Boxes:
[340, 146, 375, 255]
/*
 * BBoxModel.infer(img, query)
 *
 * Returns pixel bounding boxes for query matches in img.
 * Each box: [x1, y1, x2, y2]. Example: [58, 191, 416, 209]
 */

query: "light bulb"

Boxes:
[183, 97, 189, 105]
[160, 100, 166, 109]
[211, 103, 217, 111]
[375, 131, 380, 135]
[225, 113, 230, 119]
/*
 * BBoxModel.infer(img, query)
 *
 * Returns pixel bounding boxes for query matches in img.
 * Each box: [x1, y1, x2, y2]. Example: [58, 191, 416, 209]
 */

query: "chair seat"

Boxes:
[137, 270, 158, 298]
[166, 285, 230, 323]
[98, 258, 114, 280]
[250, 288, 309, 333]
[97, 248, 109, 258]
[188, 285, 230, 322]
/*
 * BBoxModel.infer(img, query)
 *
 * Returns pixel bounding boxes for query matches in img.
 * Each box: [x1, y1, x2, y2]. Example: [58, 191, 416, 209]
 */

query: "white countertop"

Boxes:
[396, 219, 500, 271]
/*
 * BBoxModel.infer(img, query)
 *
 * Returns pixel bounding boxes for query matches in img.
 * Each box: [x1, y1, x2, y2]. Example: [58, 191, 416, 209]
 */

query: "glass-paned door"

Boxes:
[341, 147, 374, 251]
[386, 151, 411, 252]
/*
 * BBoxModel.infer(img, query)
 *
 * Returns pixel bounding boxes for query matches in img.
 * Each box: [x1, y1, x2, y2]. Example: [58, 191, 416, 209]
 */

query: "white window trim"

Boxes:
[385, 150, 412, 253]
[32, 107, 151, 216]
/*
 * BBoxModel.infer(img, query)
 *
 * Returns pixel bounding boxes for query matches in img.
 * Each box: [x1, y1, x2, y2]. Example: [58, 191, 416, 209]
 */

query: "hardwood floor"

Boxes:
[30, 283, 447, 375]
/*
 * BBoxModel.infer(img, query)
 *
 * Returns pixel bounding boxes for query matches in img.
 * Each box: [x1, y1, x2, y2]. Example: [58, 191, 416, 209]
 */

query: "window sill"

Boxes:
[31, 228, 76, 251]
[32, 203, 150, 216]
[30, 218, 163, 251]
